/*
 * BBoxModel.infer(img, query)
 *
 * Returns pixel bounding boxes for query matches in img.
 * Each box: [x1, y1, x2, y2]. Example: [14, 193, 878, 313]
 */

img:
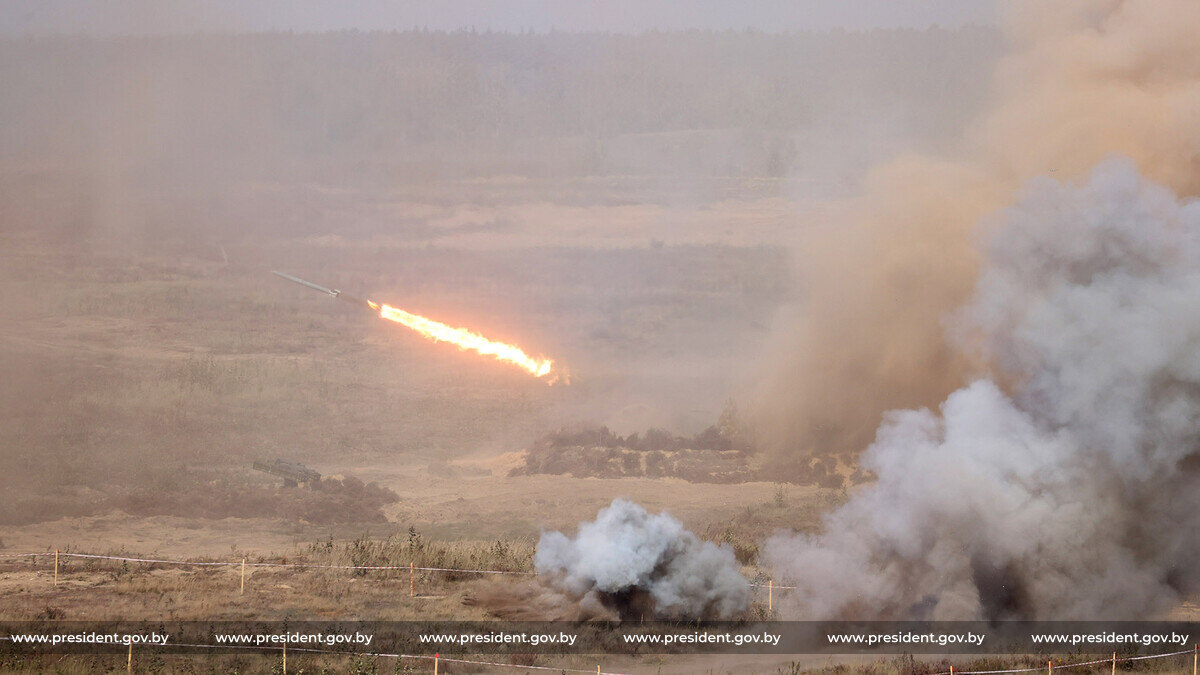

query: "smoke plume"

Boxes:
[533, 498, 750, 620]
[765, 160, 1200, 620]
[748, 0, 1200, 463]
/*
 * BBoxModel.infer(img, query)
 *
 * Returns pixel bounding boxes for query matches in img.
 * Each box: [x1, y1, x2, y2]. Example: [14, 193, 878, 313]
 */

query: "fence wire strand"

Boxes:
[928, 647, 1196, 674]
[3, 550, 1196, 674]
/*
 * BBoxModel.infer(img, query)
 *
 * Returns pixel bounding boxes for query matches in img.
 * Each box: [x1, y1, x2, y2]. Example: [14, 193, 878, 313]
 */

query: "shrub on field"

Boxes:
[104, 474, 399, 524]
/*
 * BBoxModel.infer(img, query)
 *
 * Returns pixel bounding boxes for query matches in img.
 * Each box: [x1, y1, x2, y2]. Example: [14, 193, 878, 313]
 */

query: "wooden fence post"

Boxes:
[240, 558, 246, 595]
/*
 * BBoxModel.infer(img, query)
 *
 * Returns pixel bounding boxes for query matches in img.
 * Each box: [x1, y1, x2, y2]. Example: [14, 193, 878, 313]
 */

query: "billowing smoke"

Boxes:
[764, 160, 1200, 620]
[533, 498, 750, 620]
[748, 0, 1200, 464]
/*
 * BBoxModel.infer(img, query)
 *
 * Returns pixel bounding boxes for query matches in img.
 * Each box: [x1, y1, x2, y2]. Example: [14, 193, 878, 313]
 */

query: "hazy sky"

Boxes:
[3, 0, 997, 36]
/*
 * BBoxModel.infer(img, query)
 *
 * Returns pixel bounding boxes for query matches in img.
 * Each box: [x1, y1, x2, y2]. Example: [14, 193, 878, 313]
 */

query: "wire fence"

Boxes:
[0, 636, 628, 675]
[2, 550, 1197, 674]
[5, 550, 788, 584]
[36, 551, 537, 575]
[168, 641, 631, 674]
[929, 647, 1196, 674]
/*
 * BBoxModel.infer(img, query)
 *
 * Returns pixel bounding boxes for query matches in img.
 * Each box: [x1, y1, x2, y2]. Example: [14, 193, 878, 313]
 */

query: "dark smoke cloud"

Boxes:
[764, 160, 1200, 620]
[533, 498, 750, 620]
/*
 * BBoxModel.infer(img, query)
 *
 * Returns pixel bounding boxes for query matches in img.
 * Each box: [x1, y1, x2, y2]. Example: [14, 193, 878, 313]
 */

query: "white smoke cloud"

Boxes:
[764, 159, 1200, 620]
[535, 498, 750, 619]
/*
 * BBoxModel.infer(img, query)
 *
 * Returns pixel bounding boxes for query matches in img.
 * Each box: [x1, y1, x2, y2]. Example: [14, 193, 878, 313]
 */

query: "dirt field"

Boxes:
[0, 176, 802, 515]
[3, 176, 1199, 673]
[0, 178, 893, 675]
[0, 175, 832, 672]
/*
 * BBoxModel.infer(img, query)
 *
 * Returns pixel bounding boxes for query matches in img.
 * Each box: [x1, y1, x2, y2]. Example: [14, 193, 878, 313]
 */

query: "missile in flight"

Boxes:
[271, 271, 377, 311]
[271, 270, 558, 380]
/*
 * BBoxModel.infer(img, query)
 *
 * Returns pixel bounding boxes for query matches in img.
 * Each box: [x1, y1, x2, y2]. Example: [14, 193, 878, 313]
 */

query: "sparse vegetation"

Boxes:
[512, 421, 867, 488]
[796, 652, 1191, 674]
[0, 473, 399, 526]
[304, 529, 535, 579]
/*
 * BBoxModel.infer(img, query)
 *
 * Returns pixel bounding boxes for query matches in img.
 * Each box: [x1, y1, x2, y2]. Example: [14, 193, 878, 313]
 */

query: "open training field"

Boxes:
[0, 175, 843, 672]
[5, 14, 1200, 675]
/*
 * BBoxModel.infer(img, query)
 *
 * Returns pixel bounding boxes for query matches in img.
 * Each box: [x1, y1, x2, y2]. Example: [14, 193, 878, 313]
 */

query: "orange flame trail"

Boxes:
[369, 301, 556, 380]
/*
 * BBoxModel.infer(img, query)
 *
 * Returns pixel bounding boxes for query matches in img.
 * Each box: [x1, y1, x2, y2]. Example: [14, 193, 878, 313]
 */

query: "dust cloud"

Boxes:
[765, 160, 1200, 619]
[748, 0, 1200, 468]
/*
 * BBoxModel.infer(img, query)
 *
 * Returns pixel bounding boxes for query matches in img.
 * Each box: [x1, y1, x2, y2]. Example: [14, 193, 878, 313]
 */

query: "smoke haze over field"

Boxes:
[766, 161, 1200, 619]
[748, 0, 1200, 464]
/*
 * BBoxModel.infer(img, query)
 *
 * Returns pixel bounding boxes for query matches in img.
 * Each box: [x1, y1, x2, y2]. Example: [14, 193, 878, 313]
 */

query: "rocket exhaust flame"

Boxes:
[376, 303, 554, 378]
[273, 271, 557, 381]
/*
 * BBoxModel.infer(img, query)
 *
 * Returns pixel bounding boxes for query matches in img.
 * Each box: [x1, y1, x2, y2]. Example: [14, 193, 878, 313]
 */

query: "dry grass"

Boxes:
[797, 653, 1191, 674]
[1, 538, 1193, 674]
[1, 540, 525, 622]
